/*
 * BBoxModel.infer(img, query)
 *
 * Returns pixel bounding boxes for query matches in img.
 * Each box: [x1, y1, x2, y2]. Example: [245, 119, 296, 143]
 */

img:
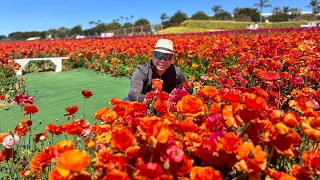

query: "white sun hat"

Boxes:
[152, 38, 175, 54]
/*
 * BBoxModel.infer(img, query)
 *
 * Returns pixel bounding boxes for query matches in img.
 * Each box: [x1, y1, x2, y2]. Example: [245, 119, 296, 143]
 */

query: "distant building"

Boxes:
[26, 37, 41, 41]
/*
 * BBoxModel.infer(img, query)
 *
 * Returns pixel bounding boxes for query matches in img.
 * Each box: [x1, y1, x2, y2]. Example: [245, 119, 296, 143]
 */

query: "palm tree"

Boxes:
[289, 7, 301, 20]
[120, 16, 124, 25]
[272, 7, 281, 14]
[130, 15, 134, 24]
[89, 21, 96, 28]
[160, 13, 169, 24]
[306, 0, 320, 20]
[212, 5, 224, 15]
[254, 0, 272, 22]
[282, 6, 290, 15]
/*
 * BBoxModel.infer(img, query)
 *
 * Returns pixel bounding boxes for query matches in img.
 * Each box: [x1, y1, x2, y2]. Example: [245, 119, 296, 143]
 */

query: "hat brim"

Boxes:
[152, 49, 175, 54]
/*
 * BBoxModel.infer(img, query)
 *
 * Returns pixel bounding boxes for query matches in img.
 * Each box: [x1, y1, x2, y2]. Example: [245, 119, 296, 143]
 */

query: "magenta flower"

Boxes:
[209, 130, 227, 143]
[14, 94, 35, 106]
[290, 76, 304, 87]
[170, 88, 189, 103]
[205, 114, 225, 130]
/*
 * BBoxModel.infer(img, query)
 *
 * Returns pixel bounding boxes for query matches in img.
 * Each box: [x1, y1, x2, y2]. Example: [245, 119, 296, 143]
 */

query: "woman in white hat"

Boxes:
[125, 38, 192, 102]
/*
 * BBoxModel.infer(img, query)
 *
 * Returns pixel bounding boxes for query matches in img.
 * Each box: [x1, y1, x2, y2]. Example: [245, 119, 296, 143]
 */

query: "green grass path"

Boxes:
[0, 69, 130, 132]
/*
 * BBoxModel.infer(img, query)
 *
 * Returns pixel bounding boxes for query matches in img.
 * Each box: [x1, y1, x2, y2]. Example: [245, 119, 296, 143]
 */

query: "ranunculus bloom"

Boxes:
[14, 94, 35, 106]
[167, 145, 184, 163]
[57, 149, 90, 176]
[152, 79, 163, 90]
[177, 95, 206, 117]
[81, 90, 93, 98]
[190, 166, 223, 180]
[23, 104, 38, 115]
[64, 105, 79, 120]
[2, 134, 20, 148]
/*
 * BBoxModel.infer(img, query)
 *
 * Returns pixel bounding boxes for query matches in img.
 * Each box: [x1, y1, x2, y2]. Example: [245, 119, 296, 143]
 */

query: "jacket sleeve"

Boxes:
[128, 67, 147, 102]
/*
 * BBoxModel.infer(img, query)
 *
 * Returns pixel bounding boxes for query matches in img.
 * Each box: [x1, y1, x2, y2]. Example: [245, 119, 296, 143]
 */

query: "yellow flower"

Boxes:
[192, 63, 199, 69]
[96, 132, 112, 144]
[193, 82, 201, 89]
[77, 53, 83, 57]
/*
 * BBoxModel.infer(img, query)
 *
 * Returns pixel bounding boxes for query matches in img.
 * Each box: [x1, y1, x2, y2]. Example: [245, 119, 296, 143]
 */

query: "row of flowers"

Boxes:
[1, 78, 320, 179]
[0, 27, 319, 80]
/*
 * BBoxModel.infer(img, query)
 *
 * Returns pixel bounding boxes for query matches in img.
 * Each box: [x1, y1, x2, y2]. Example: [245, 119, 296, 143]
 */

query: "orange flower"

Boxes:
[23, 104, 38, 115]
[236, 142, 266, 173]
[94, 107, 109, 120]
[0, 133, 9, 144]
[85, 138, 96, 149]
[189, 166, 223, 180]
[152, 78, 163, 90]
[196, 86, 218, 101]
[290, 164, 312, 180]
[218, 132, 242, 154]
[100, 108, 118, 123]
[289, 96, 314, 114]
[184, 132, 203, 151]
[243, 93, 267, 110]
[55, 140, 75, 154]
[154, 99, 169, 112]
[270, 128, 301, 157]
[30, 146, 56, 173]
[283, 112, 301, 127]
[49, 167, 91, 180]
[177, 95, 206, 117]
[266, 168, 297, 180]
[302, 150, 320, 174]
[222, 104, 243, 128]
[111, 128, 135, 152]
[57, 149, 90, 177]
[45, 123, 62, 135]
[102, 169, 130, 180]
[113, 101, 134, 117]
[20, 119, 32, 127]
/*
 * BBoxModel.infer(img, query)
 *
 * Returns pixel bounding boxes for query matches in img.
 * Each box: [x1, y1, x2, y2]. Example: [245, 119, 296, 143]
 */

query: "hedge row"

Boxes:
[180, 20, 320, 30]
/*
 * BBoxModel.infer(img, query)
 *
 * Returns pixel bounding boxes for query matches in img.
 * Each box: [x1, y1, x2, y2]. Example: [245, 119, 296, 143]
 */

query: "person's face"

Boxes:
[152, 51, 173, 72]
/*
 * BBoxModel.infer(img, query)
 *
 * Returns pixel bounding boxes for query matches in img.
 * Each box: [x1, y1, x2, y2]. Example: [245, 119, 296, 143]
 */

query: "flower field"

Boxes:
[0, 27, 320, 179]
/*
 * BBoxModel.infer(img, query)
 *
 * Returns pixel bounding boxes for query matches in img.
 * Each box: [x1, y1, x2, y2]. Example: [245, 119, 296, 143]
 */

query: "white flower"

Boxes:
[2, 134, 20, 148]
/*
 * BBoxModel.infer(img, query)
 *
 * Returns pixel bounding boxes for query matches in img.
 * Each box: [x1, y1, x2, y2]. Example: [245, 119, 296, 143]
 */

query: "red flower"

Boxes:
[45, 124, 62, 135]
[0, 95, 5, 100]
[64, 105, 79, 120]
[81, 90, 93, 98]
[23, 104, 38, 115]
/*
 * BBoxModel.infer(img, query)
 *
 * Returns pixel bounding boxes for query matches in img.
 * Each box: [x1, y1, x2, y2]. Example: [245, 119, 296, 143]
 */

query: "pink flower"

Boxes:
[14, 94, 35, 106]
[170, 88, 189, 103]
[166, 145, 184, 163]
[290, 76, 304, 87]
[201, 75, 208, 81]
[169, 103, 177, 112]
[233, 73, 243, 81]
[2, 134, 20, 148]
[209, 130, 227, 143]
[205, 114, 225, 130]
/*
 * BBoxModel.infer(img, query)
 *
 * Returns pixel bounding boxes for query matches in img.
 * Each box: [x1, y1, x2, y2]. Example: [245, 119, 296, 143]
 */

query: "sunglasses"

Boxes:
[154, 52, 173, 61]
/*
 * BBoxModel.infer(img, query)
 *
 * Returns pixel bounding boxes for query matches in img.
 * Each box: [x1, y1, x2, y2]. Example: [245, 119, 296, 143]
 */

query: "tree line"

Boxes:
[1, 0, 319, 41]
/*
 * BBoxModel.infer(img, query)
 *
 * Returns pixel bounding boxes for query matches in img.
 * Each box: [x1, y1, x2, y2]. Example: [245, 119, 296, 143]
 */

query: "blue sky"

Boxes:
[0, 0, 312, 36]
